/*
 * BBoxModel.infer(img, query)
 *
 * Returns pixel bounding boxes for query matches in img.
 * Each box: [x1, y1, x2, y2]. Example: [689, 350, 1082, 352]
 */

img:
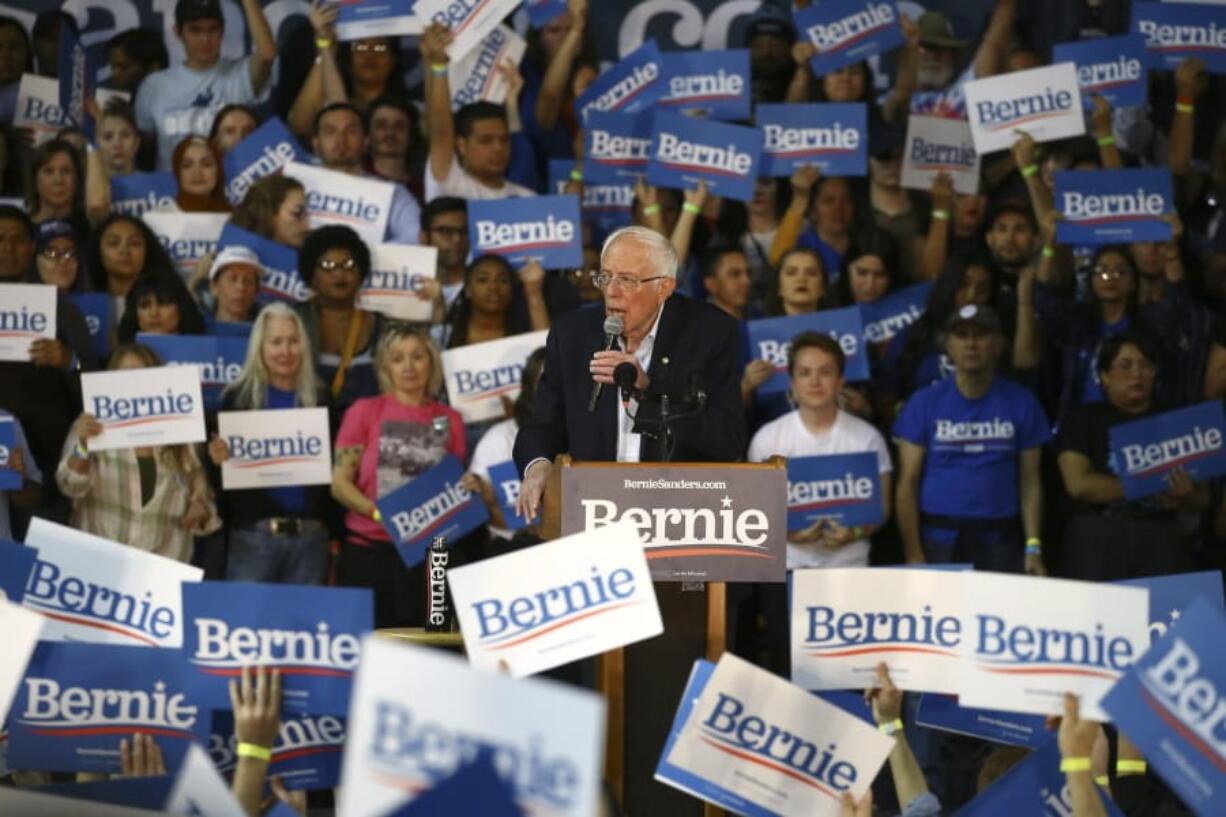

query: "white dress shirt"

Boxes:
[615, 305, 665, 463]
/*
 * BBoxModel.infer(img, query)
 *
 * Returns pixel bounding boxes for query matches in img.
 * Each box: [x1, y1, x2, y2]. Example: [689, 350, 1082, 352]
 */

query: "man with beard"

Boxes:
[743, 4, 796, 105]
[420, 197, 469, 310]
[904, 0, 1017, 120]
[982, 199, 1038, 336]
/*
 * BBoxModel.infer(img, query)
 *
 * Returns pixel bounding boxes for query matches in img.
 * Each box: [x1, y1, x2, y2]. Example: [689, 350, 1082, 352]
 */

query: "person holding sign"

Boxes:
[56, 344, 220, 561]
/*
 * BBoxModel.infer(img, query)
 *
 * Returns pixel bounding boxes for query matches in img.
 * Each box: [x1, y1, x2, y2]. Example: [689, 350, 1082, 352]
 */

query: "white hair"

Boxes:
[224, 302, 320, 409]
[600, 225, 678, 280]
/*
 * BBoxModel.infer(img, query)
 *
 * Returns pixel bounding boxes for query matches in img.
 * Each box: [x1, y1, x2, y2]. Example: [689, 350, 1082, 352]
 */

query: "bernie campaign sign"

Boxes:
[13, 73, 67, 146]
[0, 282, 56, 362]
[217, 223, 309, 305]
[786, 453, 883, 531]
[658, 50, 751, 121]
[525, 0, 567, 27]
[747, 307, 870, 394]
[218, 407, 333, 491]
[576, 39, 669, 120]
[71, 292, 110, 362]
[142, 212, 229, 282]
[1052, 34, 1149, 109]
[469, 195, 582, 270]
[0, 537, 37, 602]
[0, 598, 43, 727]
[1133, 1, 1226, 73]
[957, 737, 1125, 817]
[448, 25, 527, 110]
[757, 103, 867, 177]
[223, 118, 308, 206]
[442, 329, 549, 424]
[417, 0, 521, 62]
[181, 581, 372, 716]
[335, 0, 421, 41]
[1109, 400, 1226, 500]
[914, 694, 1048, 749]
[647, 111, 762, 202]
[110, 172, 178, 217]
[859, 281, 930, 345]
[136, 333, 248, 413]
[1055, 167, 1174, 245]
[283, 161, 394, 247]
[375, 455, 489, 569]
[357, 244, 440, 323]
[794, 0, 904, 78]
[488, 460, 528, 532]
[583, 110, 653, 184]
[899, 116, 980, 195]
[548, 160, 634, 242]
[0, 416, 20, 491]
[964, 62, 1085, 154]
[1120, 571, 1226, 646]
[210, 710, 346, 791]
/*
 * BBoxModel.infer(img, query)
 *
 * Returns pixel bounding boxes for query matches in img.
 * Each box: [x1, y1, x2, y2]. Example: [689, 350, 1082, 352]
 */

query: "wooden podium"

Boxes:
[541, 454, 786, 816]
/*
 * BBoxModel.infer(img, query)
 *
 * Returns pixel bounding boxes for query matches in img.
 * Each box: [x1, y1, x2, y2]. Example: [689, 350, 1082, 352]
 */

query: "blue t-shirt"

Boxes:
[893, 376, 1051, 520]
[267, 386, 307, 515]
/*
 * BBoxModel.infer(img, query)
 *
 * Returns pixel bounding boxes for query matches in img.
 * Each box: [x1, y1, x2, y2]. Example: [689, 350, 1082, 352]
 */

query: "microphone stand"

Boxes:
[618, 387, 707, 463]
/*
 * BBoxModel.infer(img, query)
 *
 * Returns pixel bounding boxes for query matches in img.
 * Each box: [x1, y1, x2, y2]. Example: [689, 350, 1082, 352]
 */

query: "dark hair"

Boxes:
[229, 175, 305, 241]
[107, 28, 169, 72]
[787, 331, 845, 377]
[337, 37, 407, 101]
[813, 61, 871, 103]
[1096, 329, 1159, 375]
[422, 196, 467, 232]
[986, 199, 1037, 234]
[88, 214, 178, 291]
[714, 177, 790, 242]
[298, 225, 371, 288]
[116, 273, 206, 343]
[32, 10, 77, 44]
[700, 244, 746, 279]
[0, 204, 35, 241]
[100, 97, 139, 131]
[313, 102, 364, 137]
[834, 228, 903, 306]
[444, 254, 524, 349]
[455, 102, 507, 139]
[365, 94, 426, 174]
[1089, 243, 1141, 314]
[0, 16, 32, 74]
[764, 247, 825, 317]
[512, 347, 548, 428]
[26, 139, 84, 219]
[208, 104, 258, 143]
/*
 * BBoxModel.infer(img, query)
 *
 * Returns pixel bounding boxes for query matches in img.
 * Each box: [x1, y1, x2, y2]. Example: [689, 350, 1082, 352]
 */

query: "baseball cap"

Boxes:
[944, 304, 1003, 335]
[743, 5, 797, 46]
[35, 219, 77, 253]
[209, 245, 262, 282]
[916, 11, 967, 50]
[175, 0, 223, 27]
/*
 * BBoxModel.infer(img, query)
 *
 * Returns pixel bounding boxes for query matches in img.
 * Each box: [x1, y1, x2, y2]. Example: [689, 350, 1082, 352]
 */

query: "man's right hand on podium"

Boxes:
[517, 459, 551, 522]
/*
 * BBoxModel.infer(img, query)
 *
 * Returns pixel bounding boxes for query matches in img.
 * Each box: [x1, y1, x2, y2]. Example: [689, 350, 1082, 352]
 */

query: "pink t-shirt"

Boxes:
[335, 395, 467, 543]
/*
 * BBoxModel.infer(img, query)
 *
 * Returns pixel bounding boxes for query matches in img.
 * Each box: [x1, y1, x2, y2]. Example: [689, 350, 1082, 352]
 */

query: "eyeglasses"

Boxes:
[1109, 359, 1156, 374]
[590, 271, 668, 292]
[316, 258, 358, 272]
[1095, 265, 1131, 280]
[40, 247, 76, 262]
[352, 41, 390, 53]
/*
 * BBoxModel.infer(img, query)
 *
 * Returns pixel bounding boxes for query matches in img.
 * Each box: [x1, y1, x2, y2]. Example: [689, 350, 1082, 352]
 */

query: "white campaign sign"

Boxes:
[900, 115, 982, 195]
[283, 161, 394, 246]
[218, 407, 332, 490]
[356, 244, 439, 322]
[0, 283, 56, 361]
[958, 573, 1149, 721]
[0, 599, 43, 726]
[339, 636, 605, 817]
[963, 62, 1085, 154]
[442, 329, 549, 424]
[80, 365, 206, 451]
[417, 0, 524, 62]
[22, 517, 203, 649]
[791, 567, 965, 694]
[448, 519, 663, 677]
[662, 653, 893, 817]
[143, 212, 230, 282]
[448, 25, 527, 110]
[13, 73, 65, 146]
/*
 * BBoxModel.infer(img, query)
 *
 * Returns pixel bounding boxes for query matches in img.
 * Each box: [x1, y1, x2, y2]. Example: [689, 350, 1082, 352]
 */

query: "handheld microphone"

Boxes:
[588, 314, 624, 412]
[613, 362, 640, 407]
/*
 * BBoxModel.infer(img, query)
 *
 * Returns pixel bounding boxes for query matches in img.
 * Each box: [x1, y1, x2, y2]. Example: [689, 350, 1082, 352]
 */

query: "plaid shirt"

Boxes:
[56, 442, 221, 563]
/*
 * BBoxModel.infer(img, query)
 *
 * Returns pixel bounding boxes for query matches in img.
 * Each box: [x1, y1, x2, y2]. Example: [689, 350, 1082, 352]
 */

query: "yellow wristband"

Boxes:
[642, 204, 661, 216]
[569, 169, 583, 182]
[1060, 757, 1092, 773]
[315, 38, 332, 49]
[682, 202, 702, 215]
[430, 63, 449, 76]
[1042, 246, 1055, 258]
[1021, 164, 1039, 178]
[1096, 135, 1116, 148]
[1095, 774, 1110, 787]
[877, 718, 904, 736]
[1176, 102, 1194, 115]
[931, 209, 949, 221]
[1117, 759, 1147, 775]
[237, 742, 272, 762]
[370, 507, 383, 523]
[1025, 537, 1041, 547]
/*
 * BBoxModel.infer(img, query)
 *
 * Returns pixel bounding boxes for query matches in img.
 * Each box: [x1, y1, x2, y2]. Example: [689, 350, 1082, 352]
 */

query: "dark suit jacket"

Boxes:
[513, 295, 747, 471]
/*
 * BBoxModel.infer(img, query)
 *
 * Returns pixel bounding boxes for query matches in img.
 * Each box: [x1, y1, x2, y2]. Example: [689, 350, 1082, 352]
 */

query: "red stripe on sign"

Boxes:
[809, 644, 956, 659]
[698, 734, 839, 799]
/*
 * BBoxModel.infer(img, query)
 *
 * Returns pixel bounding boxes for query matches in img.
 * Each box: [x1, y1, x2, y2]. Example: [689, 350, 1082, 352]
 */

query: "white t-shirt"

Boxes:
[468, 418, 519, 540]
[425, 155, 536, 202]
[749, 409, 892, 569]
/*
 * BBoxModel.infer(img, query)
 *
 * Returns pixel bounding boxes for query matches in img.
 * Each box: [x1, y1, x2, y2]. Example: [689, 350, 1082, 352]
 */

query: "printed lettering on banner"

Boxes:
[964, 62, 1085, 154]
[21, 517, 202, 648]
[658, 50, 751, 121]
[1052, 34, 1150, 109]
[748, 307, 870, 394]
[1101, 597, 1226, 817]
[0, 283, 56, 362]
[1056, 167, 1174, 244]
[13, 74, 66, 145]
[757, 102, 867, 177]
[223, 118, 308, 205]
[217, 223, 309, 305]
[658, 652, 893, 817]
[0, 417, 19, 492]
[70, 292, 110, 362]
[647, 111, 763, 202]
[859, 281, 931, 344]
[791, 567, 965, 694]
[218, 408, 332, 490]
[165, 743, 248, 817]
[957, 737, 1125, 817]
[337, 636, 605, 817]
[468, 195, 583, 269]
[182, 581, 372, 715]
[900, 115, 981, 195]
[110, 172, 178, 217]
[0, 537, 38, 602]
[356, 244, 439, 322]
[335, 0, 421, 41]
[959, 573, 1149, 720]
[448, 25, 527, 110]
[0, 599, 43, 726]
[786, 453, 883, 530]
[576, 39, 669, 120]
[548, 160, 634, 242]
[209, 710, 347, 790]
[418, 0, 522, 61]
[914, 694, 1048, 748]
[375, 455, 490, 568]
[525, 0, 567, 26]
[488, 460, 528, 531]
[449, 520, 663, 677]
[1133, 0, 1226, 72]
[8, 641, 209, 773]
[1119, 571, 1226, 646]
[1109, 400, 1226, 500]
[583, 110, 654, 184]
[136, 333, 249, 413]
[794, 0, 904, 78]
[443, 329, 549, 423]
[80, 365, 206, 451]
[283, 161, 393, 246]
[142, 212, 229, 281]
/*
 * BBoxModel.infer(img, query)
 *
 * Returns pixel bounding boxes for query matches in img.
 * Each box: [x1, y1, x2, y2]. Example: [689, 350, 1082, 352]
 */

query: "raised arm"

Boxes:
[768, 166, 819, 266]
[422, 23, 458, 185]
[1090, 95, 1122, 170]
[1168, 58, 1204, 179]
[85, 144, 113, 225]
[241, 0, 277, 94]
[671, 180, 707, 267]
[287, 1, 344, 140]
[973, 0, 1016, 80]
[882, 13, 920, 123]
[535, 0, 588, 130]
[919, 172, 953, 281]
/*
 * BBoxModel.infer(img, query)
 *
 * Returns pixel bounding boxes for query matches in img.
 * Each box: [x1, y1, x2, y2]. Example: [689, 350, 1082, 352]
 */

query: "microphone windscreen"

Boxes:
[602, 314, 624, 336]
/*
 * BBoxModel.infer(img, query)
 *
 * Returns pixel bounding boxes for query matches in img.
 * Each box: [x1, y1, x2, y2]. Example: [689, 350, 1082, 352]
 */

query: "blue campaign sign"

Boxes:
[110, 172, 177, 218]
[1119, 571, 1226, 646]
[526, 0, 567, 27]
[1101, 597, 1226, 817]
[859, 281, 930, 345]
[757, 103, 867, 177]
[218, 223, 309, 304]
[583, 110, 653, 184]
[794, 0, 904, 78]
[658, 50, 751, 121]
[0, 537, 37, 602]
[1109, 400, 1226, 500]
[469, 195, 583, 270]
[1055, 168, 1174, 245]
[914, 694, 1048, 749]
[958, 737, 1125, 817]
[1052, 34, 1149, 110]
[70, 292, 111, 362]
[375, 455, 490, 568]
[786, 453, 883, 530]
[1133, 1, 1226, 73]
[8, 641, 209, 773]
[57, 25, 93, 137]
[547, 160, 633, 244]
[210, 710, 346, 790]
[576, 39, 669, 120]
[646, 111, 763, 202]
[488, 460, 528, 532]
[747, 306, 870, 394]
[223, 117, 308, 206]
[0, 416, 19, 491]
[136, 334, 250, 412]
[181, 581, 373, 715]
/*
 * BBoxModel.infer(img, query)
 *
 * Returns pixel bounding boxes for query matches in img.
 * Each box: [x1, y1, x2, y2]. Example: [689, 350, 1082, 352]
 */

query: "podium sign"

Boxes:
[560, 463, 786, 583]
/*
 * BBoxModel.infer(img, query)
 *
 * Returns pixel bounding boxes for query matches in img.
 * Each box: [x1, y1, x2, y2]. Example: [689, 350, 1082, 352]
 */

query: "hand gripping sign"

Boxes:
[0, 283, 56, 362]
[964, 62, 1086, 154]
[647, 111, 763, 202]
[81, 364, 207, 451]
[1055, 167, 1174, 245]
[1109, 400, 1226, 500]
[218, 407, 332, 490]
[210, 710, 347, 791]
[757, 102, 867, 178]
[786, 453, 884, 531]
[375, 455, 490, 568]
[747, 307, 870, 394]
[417, 0, 522, 62]
[794, 0, 905, 78]
[956, 737, 1125, 817]
[448, 25, 527, 110]
[442, 329, 549, 423]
